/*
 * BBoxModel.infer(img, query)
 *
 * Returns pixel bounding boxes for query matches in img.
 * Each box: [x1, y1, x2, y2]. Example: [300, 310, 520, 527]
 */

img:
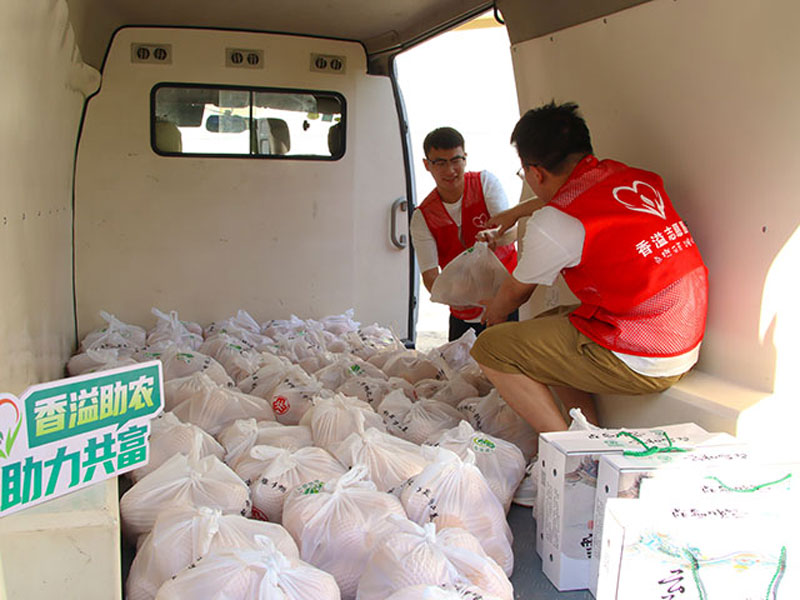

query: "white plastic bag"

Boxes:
[331, 424, 429, 492]
[379, 391, 463, 445]
[384, 585, 504, 600]
[126, 505, 299, 600]
[80, 310, 147, 352]
[147, 308, 204, 350]
[426, 329, 478, 372]
[458, 390, 537, 460]
[430, 373, 480, 408]
[413, 378, 449, 400]
[429, 241, 508, 308]
[428, 420, 526, 512]
[143, 343, 234, 388]
[315, 355, 387, 390]
[381, 350, 445, 384]
[237, 353, 295, 396]
[67, 347, 138, 376]
[129, 412, 225, 483]
[269, 370, 326, 425]
[242, 445, 346, 523]
[336, 376, 395, 407]
[399, 447, 513, 576]
[299, 394, 385, 451]
[282, 467, 407, 599]
[172, 385, 273, 436]
[357, 516, 512, 600]
[217, 419, 313, 468]
[154, 536, 340, 600]
[199, 333, 263, 383]
[164, 372, 220, 412]
[120, 454, 251, 540]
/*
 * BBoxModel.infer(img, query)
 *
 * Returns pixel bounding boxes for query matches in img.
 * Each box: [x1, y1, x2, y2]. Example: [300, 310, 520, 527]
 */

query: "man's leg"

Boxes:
[551, 386, 598, 426]
[479, 364, 569, 432]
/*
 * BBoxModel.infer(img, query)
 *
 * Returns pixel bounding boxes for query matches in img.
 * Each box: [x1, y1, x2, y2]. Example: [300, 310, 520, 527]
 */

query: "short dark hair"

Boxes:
[423, 127, 465, 158]
[511, 101, 593, 173]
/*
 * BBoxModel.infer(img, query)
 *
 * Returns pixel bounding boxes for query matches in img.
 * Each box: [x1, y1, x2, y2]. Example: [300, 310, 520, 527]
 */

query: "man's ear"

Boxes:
[423, 158, 432, 174]
[530, 164, 546, 184]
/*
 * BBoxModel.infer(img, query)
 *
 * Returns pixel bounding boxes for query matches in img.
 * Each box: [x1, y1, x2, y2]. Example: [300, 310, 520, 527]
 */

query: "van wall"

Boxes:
[511, 0, 799, 396]
[74, 28, 409, 337]
[0, 0, 99, 393]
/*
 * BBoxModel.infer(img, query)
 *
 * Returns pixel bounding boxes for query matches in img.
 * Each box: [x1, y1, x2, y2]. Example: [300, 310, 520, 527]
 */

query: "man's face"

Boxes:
[424, 146, 467, 198]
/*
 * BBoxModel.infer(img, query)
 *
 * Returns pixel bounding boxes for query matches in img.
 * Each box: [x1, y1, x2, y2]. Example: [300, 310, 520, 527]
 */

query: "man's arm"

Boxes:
[482, 274, 537, 326]
[421, 268, 439, 294]
[486, 199, 540, 236]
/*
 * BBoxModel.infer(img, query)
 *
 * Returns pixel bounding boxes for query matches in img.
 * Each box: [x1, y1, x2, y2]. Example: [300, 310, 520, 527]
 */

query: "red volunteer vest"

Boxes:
[418, 172, 518, 320]
[549, 156, 708, 357]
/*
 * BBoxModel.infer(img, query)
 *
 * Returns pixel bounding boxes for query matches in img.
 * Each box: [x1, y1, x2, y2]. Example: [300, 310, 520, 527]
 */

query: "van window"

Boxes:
[151, 84, 345, 159]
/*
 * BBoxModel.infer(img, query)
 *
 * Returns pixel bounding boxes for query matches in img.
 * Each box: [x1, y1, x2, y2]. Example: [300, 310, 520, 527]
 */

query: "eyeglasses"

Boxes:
[426, 155, 466, 168]
[516, 162, 539, 178]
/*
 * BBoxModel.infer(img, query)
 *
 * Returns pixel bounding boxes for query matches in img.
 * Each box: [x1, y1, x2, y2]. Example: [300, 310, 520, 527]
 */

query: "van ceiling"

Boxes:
[65, 0, 651, 75]
[65, 0, 494, 73]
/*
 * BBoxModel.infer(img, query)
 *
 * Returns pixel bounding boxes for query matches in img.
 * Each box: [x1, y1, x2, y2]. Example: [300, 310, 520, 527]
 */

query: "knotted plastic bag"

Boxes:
[217, 419, 313, 469]
[129, 412, 225, 483]
[399, 447, 513, 576]
[428, 420, 526, 513]
[147, 307, 204, 350]
[429, 242, 508, 308]
[282, 466, 407, 599]
[126, 505, 299, 600]
[458, 389, 537, 460]
[330, 419, 429, 492]
[154, 535, 340, 600]
[381, 350, 446, 384]
[379, 391, 463, 445]
[357, 516, 513, 600]
[242, 445, 346, 522]
[172, 385, 273, 436]
[299, 393, 385, 451]
[120, 454, 251, 540]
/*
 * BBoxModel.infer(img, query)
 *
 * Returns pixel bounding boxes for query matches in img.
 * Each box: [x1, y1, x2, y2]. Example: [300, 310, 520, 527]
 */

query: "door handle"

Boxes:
[390, 197, 408, 249]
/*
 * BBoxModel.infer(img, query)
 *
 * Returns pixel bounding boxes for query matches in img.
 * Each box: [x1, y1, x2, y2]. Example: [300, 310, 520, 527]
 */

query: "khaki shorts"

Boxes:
[470, 306, 686, 395]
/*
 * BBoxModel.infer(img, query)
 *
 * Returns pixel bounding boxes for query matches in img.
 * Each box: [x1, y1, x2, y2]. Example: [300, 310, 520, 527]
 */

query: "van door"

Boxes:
[74, 28, 411, 338]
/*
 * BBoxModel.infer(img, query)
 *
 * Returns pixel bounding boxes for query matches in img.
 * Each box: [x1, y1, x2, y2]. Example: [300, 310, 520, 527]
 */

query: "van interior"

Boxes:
[1, 0, 798, 597]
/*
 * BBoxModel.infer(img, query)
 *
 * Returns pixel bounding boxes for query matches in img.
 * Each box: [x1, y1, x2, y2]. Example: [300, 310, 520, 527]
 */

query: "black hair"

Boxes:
[423, 127, 465, 158]
[510, 101, 593, 173]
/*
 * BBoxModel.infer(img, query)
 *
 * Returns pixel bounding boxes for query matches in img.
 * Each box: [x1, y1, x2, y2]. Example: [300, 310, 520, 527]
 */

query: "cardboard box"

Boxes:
[539, 423, 718, 591]
[596, 496, 798, 600]
[533, 435, 555, 557]
[588, 435, 742, 595]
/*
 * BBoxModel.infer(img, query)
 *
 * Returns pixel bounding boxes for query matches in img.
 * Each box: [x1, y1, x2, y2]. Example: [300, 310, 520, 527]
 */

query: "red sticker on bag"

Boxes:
[272, 396, 289, 415]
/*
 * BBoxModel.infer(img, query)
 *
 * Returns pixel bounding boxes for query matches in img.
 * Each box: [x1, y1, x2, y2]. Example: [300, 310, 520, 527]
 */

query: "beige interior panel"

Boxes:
[0, 0, 100, 393]
[511, 0, 800, 395]
[75, 28, 409, 337]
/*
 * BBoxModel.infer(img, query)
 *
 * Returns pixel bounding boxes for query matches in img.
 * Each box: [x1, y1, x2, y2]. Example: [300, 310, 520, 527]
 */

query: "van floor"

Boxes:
[508, 504, 593, 599]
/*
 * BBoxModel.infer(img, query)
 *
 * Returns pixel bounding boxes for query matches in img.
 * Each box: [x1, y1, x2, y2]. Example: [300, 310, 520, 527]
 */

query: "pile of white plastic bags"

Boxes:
[68, 308, 536, 599]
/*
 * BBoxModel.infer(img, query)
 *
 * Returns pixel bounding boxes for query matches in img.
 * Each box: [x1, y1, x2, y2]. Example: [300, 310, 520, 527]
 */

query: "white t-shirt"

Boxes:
[410, 171, 510, 273]
[515, 206, 700, 377]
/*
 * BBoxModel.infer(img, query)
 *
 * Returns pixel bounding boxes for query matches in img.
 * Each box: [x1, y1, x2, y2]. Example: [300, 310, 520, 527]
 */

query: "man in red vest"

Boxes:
[411, 127, 519, 341]
[471, 102, 708, 432]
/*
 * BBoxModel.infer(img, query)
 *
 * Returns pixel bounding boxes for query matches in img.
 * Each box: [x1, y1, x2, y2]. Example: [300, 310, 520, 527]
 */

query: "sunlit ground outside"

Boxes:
[396, 12, 522, 352]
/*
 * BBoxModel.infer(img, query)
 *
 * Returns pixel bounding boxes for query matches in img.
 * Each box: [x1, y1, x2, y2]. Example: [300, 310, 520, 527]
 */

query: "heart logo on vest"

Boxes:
[472, 213, 489, 229]
[612, 180, 667, 220]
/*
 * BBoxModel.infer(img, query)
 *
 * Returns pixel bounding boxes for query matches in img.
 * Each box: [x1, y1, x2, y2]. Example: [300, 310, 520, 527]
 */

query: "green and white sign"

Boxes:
[0, 361, 163, 517]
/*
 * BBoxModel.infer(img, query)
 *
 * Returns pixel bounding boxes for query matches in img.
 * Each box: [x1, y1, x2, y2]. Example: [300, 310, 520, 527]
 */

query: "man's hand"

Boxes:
[475, 227, 500, 250]
[479, 298, 507, 326]
[485, 210, 518, 237]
